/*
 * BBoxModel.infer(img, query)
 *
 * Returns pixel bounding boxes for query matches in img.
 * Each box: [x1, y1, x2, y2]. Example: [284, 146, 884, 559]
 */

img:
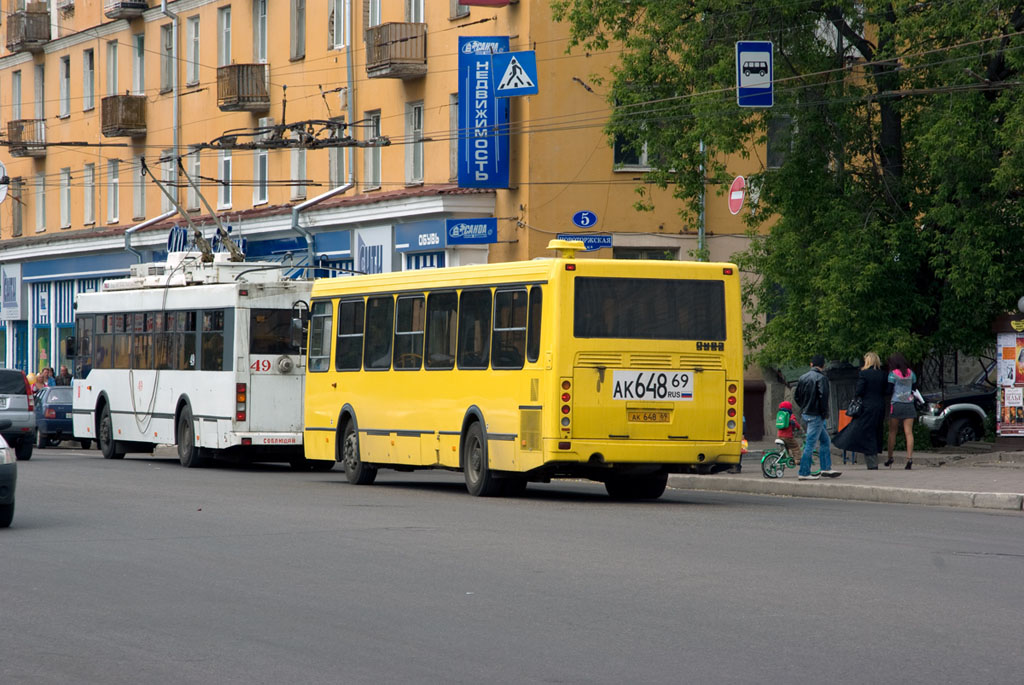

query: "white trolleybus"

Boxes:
[71, 252, 316, 468]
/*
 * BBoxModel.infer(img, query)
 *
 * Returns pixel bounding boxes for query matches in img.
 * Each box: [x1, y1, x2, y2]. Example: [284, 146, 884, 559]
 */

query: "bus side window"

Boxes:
[526, 286, 542, 363]
[113, 314, 131, 369]
[394, 295, 425, 370]
[180, 311, 197, 370]
[133, 312, 154, 370]
[156, 312, 176, 370]
[76, 315, 94, 377]
[458, 289, 492, 370]
[201, 310, 225, 371]
[335, 299, 364, 371]
[492, 289, 527, 370]
[364, 296, 395, 371]
[95, 315, 112, 370]
[425, 291, 457, 370]
[308, 300, 333, 372]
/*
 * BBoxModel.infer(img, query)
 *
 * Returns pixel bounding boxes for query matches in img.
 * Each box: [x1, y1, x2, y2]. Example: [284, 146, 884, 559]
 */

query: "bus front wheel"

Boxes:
[98, 404, 125, 460]
[605, 472, 668, 500]
[463, 422, 501, 497]
[176, 406, 206, 468]
[342, 423, 376, 485]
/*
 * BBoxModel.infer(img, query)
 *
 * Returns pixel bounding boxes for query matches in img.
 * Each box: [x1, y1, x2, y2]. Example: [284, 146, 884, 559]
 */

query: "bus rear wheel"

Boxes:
[463, 422, 502, 497]
[176, 406, 206, 468]
[342, 423, 376, 485]
[605, 472, 668, 500]
[98, 404, 125, 460]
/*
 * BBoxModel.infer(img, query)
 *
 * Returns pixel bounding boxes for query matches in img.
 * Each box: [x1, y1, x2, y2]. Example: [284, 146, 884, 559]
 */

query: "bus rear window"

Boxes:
[250, 309, 300, 355]
[574, 277, 726, 340]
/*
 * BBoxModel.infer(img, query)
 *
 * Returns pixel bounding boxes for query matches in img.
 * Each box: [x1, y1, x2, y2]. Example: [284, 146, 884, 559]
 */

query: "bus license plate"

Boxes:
[611, 370, 693, 401]
[628, 410, 671, 423]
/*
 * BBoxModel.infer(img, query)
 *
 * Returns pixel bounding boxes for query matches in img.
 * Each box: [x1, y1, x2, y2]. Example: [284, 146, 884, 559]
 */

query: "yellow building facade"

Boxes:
[0, 0, 765, 423]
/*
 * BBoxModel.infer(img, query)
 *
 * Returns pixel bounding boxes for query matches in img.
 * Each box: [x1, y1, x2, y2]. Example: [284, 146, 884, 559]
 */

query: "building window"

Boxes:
[767, 115, 793, 169]
[329, 117, 345, 187]
[83, 163, 95, 225]
[368, 0, 381, 26]
[107, 160, 119, 223]
[253, 0, 268, 63]
[132, 34, 145, 95]
[186, 16, 200, 86]
[406, 101, 424, 185]
[133, 155, 146, 219]
[35, 172, 45, 233]
[364, 110, 381, 190]
[219, 150, 232, 209]
[217, 7, 232, 68]
[162, 150, 176, 212]
[449, 93, 458, 180]
[106, 41, 119, 97]
[59, 57, 70, 118]
[160, 24, 174, 93]
[407, 0, 424, 22]
[11, 178, 23, 237]
[450, 0, 469, 19]
[613, 133, 650, 170]
[83, 49, 95, 110]
[59, 168, 71, 228]
[254, 150, 268, 205]
[187, 147, 201, 210]
[12, 71, 21, 120]
[291, 133, 307, 200]
[290, 0, 306, 61]
[33, 64, 44, 120]
[330, 0, 349, 49]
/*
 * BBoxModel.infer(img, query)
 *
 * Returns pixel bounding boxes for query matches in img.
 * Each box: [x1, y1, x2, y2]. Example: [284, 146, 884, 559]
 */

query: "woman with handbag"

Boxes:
[834, 352, 888, 469]
[885, 352, 920, 469]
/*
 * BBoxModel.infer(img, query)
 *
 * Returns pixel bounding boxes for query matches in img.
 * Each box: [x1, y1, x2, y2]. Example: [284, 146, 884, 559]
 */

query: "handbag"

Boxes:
[912, 389, 926, 413]
[846, 396, 864, 418]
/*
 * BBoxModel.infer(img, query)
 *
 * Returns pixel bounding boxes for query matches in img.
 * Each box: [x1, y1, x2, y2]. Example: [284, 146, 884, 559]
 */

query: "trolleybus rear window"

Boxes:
[250, 309, 302, 355]
[574, 277, 726, 340]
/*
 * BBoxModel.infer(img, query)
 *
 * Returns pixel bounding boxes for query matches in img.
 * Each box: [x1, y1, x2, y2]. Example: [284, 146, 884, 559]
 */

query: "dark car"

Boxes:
[35, 386, 90, 449]
[0, 419, 16, 528]
[919, 360, 997, 446]
[0, 369, 37, 461]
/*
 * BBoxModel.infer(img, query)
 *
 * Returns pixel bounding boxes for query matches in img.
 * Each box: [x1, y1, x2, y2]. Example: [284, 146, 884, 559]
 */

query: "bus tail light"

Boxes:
[560, 378, 572, 432]
[726, 381, 739, 433]
[236, 383, 247, 421]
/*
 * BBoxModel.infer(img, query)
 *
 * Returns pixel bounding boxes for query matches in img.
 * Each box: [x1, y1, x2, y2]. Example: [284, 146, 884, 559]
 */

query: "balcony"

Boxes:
[6, 5, 50, 54]
[8, 119, 46, 158]
[101, 95, 147, 137]
[103, 0, 148, 19]
[217, 64, 270, 112]
[365, 22, 427, 80]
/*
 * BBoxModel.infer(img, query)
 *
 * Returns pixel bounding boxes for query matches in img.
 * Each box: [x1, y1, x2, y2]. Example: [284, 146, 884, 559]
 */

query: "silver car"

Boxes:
[0, 369, 37, 461]
[0, 421, 16, 528]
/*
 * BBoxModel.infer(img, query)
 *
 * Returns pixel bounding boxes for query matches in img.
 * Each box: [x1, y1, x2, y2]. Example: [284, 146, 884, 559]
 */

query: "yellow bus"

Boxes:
[302, 240, 743, 499]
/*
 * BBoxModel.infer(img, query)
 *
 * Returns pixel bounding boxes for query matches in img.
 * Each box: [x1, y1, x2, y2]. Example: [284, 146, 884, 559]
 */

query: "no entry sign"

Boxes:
[728, 176, 745, 215]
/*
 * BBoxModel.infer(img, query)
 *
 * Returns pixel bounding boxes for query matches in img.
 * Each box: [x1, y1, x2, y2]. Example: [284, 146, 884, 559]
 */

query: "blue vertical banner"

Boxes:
[458, 36, 511, 188]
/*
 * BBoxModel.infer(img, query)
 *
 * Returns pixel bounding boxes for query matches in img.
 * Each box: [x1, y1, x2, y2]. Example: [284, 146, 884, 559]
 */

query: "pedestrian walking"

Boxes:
[794, 354, 841, 480]
[834, 352, 888, 469]
[885, 353, 919, 469]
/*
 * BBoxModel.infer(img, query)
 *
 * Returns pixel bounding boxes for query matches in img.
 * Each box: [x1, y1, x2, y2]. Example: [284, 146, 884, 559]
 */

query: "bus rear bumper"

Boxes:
[542, 438, 741, 469]
[228, 432, 304, 448]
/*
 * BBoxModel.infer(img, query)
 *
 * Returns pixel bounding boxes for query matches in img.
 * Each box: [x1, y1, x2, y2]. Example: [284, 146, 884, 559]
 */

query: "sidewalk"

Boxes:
[668, 440, 1024, 512]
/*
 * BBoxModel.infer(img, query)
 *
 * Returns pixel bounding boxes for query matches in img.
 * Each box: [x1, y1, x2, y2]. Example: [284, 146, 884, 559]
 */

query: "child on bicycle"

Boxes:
[776, 400, 801, 455]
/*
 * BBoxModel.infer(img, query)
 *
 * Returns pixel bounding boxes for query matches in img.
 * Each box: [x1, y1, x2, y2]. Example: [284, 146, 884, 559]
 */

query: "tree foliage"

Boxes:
[551, 0, 1024, 365]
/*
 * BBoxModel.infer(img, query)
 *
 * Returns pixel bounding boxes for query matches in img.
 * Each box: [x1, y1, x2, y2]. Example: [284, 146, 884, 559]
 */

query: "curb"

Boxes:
[667, 475, 1024, 512]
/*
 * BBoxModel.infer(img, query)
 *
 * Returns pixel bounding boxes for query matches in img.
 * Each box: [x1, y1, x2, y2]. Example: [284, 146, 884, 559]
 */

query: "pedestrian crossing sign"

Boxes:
[492, 51, 539, 97]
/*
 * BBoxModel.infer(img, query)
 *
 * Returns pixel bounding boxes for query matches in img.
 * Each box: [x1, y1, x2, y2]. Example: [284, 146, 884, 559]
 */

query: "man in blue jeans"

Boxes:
[793, 354, 842, 480]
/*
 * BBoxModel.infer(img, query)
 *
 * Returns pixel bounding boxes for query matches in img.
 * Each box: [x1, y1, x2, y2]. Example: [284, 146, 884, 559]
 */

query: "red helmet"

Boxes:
[779, 400, 793, 411]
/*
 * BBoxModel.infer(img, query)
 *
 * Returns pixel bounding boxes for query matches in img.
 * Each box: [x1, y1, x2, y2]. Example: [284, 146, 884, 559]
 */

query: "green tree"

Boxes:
[551, 0, 1024, 365]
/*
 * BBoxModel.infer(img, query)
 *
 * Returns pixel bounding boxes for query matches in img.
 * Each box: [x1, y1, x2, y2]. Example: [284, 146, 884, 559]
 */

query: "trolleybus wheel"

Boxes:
[342, 423, 377, 485]
[463, 422, 501, 497]
[98, 404, 125, 460]
[605, 472, 668, 500]
[176, 406, 206, 468]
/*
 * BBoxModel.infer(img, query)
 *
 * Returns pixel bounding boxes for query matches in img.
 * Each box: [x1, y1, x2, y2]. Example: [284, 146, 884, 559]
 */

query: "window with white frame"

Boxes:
[290, 0, 306, 61]
[83, 163, 95, 225]
[612, 133, 650, 170]
[219, 150, 232, 208]
[59, 57, 70, 118]
[132, 34, 145, 95]
[160, 24, 174, 93]
[133, 156, 146, 219]
[12, 71, 21, 120]
[186, 16, 200, 85]
[106, 41, 118, 97]
[329, 117, 345, 187]
[291, 132, 307, 200]
[187, 147, 201, 210]
[162, 150, 176, 212]
[407, 0, 424, 22]
[83, 49, 95, 110]
[253, 0, 268, 63]
[218, 7, 232, 68]
[35, 172, 45, 232]
[253, 117, 272, 204]
[449, 93, 459, 180]
[364, 110, 381, 189]
[450, 0, 469, 19]
[59, 168, 71, 228]
[108, 160, 120, 223]
[406, 101, 424, 184]
[368, 0, 380, 26]
[33, 64, 44, 120]
[330, 0, 350, 49]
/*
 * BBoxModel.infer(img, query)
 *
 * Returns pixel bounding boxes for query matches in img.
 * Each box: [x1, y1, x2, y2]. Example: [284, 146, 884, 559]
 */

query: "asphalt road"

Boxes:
[2, 446, 1022, 684]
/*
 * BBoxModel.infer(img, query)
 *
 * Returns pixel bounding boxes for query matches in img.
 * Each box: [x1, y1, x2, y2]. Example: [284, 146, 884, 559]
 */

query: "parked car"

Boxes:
[35, 386, 89, 449]
[919, 360, 997, 446]
[0, 420, 16, 528]
[0, 369, 37, 461]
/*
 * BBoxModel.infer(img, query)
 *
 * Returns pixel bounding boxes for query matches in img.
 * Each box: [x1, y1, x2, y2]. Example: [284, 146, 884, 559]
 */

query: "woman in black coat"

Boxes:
[834, 352, 888, 469]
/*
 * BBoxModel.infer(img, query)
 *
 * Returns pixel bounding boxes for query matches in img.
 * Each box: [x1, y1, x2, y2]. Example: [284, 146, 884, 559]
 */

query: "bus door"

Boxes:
[247, 308, 305, 433]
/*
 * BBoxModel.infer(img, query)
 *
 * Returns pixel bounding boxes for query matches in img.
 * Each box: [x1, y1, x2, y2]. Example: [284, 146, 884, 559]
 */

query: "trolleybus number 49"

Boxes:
[611, 370, 693, 401]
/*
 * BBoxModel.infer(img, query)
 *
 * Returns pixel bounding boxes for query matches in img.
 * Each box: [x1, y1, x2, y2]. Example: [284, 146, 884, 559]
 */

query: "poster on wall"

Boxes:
[997, 333, 1024, 435]
[36, 328, 51, 374]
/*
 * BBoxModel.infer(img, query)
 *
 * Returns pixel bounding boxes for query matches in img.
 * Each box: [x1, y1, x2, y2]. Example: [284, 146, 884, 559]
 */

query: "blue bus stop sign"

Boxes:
[736, 41, 773, 107]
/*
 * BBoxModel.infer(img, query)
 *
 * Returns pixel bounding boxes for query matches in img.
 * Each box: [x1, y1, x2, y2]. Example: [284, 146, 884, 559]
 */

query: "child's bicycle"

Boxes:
[761, 438, 822, 479]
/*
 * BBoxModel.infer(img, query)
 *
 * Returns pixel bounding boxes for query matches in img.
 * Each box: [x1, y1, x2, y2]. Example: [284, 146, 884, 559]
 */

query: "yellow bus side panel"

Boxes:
[487, 439, 516, 472]
[438, 433, 461, 469]
[304, 430, 336, 462]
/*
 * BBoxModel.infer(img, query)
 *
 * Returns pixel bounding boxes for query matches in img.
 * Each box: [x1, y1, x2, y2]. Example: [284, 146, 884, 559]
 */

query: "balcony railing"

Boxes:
[217, 64, 270, 112]
[103, 0, 148, 19]
[365, 22, 427, 80]
[6, 4, 50, 54]
[8, 119, 47, 158]
[101, 95, 147, 138]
